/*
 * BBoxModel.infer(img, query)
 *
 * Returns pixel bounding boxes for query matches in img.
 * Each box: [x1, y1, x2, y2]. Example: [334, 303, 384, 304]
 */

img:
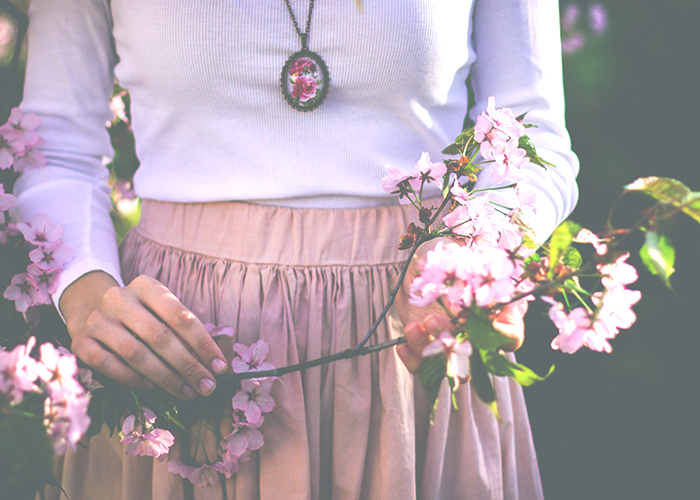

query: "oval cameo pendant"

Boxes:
[280, 49, 330, 112]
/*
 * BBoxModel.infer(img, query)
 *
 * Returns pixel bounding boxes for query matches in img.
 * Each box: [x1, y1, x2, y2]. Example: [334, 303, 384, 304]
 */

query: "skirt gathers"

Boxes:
[46, 200, 544, 500]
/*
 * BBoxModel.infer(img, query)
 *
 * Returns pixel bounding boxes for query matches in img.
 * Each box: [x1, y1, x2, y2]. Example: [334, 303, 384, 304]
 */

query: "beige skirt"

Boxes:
[48, 200, 543, 500]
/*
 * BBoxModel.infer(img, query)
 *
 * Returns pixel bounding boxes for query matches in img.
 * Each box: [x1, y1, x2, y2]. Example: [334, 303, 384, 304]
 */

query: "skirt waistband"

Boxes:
[134, 199, 420, 267]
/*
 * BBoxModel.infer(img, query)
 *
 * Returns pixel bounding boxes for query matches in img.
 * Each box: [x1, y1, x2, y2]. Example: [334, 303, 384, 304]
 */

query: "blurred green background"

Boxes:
[2, 1, 699, 498]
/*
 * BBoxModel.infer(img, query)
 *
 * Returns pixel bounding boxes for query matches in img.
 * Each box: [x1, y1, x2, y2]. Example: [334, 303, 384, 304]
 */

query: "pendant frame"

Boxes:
[280, 49, 330, 112]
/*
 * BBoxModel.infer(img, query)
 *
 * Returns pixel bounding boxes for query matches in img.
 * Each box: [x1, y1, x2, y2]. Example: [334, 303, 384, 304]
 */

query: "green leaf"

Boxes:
[561, 246, 582, 270]
[418, 353, 447, 422]
[518, 135, 555, 169]
[441, 143, 462, 155]
[454, 127, 476, 149]
[469, 349, 499, 419]
[547, 221, 582, 279]
[624, 176, 700, 224]
[480, 349, 555, 387]
[639, 231, 675, 288]
[463, 308, 512, 351]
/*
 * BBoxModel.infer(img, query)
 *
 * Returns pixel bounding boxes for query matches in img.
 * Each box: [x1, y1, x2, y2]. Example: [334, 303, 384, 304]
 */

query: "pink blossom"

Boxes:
[232, 339, 275, 373]
[223, 411, 264, 456]
[167, 459, 196, 479]
[381, 152, 447, 198]
[380, 166, 414, 196]
[597, 253, 638, 288]
[36, 343, 85, 399]
[409, 241, 473, 310]
[120, 407, 174, 458]
[592, 286, 642, 331]
[189, 463, 220, 487]
[515, 182, 538, 216]
[471, 246, 516, 307]
[0, 187, 16, 212]
[544, 288, 640, 354]
[44, 390, 91, 454]
[474, 114, 509, 160]
[479, 96, 525, 140]
[211, 456, 240, 478]
[0, 107, 41, 147]
[0, 128, 25, 170]
[232, 378, 275, 423]
[421, 332, 473, 380]
[122, 428, 175, 458]
[27, 264, 61, 305]
[29, 240, 75, 270]
[203, 323, 235, 338]
[16, 213, 63, 246]
[544, 299, 603, 353]
[56, 346, 102, 391]
[3, 272, 41, 312]
[491, 138, 529, 183]
[11, 140, 46, 171]
[574, 228, 608, 255]
[291, 74, 319, 102]
[0, 337, 38, 403]
[413, 152, 447, 189]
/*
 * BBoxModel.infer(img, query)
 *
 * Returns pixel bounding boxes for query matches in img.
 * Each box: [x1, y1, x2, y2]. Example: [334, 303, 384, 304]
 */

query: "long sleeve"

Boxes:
[470, 0, 579, 243]
[14, 0, 123, 310]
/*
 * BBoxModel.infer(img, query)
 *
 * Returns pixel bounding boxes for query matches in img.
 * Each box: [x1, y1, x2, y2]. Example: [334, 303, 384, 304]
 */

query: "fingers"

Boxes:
[397, 322, 430, 373]
[64, 273, 228, 400]
[492, 305, 525, 352]
[129, 276, 227, 376]
[102, 277, 226, 398]
[397, 313, 454, 374]
[71, 335, 155, 390]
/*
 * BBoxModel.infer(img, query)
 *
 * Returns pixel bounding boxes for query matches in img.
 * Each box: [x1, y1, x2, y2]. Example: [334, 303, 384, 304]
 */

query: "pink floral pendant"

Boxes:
[280, 49, 330, 112]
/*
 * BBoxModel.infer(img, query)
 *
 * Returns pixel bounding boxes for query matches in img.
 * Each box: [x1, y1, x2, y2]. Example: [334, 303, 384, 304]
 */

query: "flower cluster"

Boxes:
[0, 337, 91, 454]
[3, 213, 75, 315]
[474, 96, 529, 184]
[382, 96, 645, 408]
[1, 108, 74, 321]
[164, 337, 277, 488]
[0, 108, 46, 172]
[119, 407, 175, 458]
[543, 250, 641, 354]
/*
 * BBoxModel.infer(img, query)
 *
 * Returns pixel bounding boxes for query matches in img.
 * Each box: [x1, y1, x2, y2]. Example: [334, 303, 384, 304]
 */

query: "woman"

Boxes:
[16, 0, 578, 498]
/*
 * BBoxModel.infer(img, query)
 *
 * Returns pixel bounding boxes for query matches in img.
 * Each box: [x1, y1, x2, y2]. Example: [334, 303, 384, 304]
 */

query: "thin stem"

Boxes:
[353, 237, 426, 349]
[221, 337, 407, 384]
[471, 183, 517, 194]
[194, 422, 210, 464]
[570, 289, 593, 314]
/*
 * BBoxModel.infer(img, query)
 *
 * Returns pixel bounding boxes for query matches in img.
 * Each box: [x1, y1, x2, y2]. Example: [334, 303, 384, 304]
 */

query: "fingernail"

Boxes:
[211, 358, 227, 374]
[143, 379, 156, 389]
[182, 384, 196, 399]
[199, 378, 216, 395]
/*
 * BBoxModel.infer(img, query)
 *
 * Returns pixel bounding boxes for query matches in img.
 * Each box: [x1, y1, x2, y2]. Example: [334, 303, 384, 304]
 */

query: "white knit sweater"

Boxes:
[15, 0, 579, 306]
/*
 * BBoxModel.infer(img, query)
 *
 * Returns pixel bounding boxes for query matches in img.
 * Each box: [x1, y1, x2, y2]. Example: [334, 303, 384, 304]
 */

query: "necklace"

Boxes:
[280, 0, 330, 112]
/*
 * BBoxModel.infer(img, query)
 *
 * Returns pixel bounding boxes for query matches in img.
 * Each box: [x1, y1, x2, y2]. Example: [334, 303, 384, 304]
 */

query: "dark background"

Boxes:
[2, 1, 699, 498]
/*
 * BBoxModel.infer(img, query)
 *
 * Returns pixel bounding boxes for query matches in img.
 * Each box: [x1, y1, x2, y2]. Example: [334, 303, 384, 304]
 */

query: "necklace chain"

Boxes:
[283, 0, 316, 48]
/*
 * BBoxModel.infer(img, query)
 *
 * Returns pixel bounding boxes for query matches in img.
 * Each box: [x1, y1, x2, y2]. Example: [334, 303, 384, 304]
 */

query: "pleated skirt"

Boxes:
[46, 199, 544, 500]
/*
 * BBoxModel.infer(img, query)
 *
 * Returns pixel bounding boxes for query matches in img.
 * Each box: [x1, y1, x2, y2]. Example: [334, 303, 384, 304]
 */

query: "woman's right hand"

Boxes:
[59, 271, 228, 399]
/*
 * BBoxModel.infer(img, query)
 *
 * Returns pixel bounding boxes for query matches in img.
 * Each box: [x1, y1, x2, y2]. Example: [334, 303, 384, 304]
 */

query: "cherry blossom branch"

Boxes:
[222, 337, 408, 383]
[354, 237, 426, 350]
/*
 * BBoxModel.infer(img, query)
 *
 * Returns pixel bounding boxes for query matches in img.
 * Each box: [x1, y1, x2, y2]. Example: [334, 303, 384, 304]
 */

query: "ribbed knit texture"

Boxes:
[15, 0, 578, 307]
